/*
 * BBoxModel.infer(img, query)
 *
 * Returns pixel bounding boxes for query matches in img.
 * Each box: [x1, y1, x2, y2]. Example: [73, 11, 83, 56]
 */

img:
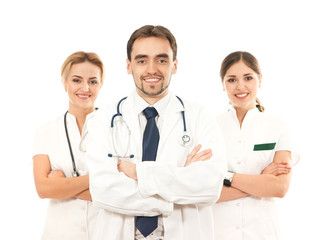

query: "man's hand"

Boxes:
[185, 144, 212, 167]
[118, 161, 138, 180]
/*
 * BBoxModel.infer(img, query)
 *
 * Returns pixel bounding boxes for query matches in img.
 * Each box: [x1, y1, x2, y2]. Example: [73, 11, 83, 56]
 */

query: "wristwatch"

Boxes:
[223, 171, 235, 187]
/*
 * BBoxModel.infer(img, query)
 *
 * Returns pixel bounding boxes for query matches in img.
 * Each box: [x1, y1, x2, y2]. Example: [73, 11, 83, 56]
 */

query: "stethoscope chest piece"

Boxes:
[179, 132, 191, 147]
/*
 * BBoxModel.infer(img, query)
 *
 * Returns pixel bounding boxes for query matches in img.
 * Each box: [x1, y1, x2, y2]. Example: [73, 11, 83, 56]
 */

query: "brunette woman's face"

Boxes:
[222, 61, 261, 111]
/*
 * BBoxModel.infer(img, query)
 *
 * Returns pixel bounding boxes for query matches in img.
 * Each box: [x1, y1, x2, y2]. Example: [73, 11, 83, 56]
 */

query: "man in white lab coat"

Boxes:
[85, 25, 227, 240]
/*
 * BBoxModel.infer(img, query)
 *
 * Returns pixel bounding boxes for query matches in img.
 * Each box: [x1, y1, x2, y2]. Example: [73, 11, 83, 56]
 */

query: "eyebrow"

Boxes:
[72, 75, 83, 79]
[72, 75, 97, 80]
[134, 53, 170, 60]
[226, 73, 254, 78]
[134, 54, 148, 60]
[156, 53, 169, 58]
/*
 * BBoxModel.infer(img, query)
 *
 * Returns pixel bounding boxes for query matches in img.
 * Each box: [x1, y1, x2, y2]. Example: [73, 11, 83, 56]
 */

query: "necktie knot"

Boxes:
[143, 107, 158, 120]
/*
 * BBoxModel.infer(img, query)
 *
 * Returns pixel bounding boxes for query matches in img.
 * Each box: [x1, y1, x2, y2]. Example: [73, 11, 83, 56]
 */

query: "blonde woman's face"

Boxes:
[64, 61, 102, 112]
[222, 61, 261, 111]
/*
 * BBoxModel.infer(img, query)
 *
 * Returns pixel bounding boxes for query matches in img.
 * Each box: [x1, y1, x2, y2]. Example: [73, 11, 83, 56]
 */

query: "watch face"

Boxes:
[224, 179, 232, 187]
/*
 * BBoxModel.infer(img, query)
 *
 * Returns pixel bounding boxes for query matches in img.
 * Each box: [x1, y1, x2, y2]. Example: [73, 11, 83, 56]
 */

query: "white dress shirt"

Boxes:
[33, 112, 99, 240]
[212, 107, 299, 240]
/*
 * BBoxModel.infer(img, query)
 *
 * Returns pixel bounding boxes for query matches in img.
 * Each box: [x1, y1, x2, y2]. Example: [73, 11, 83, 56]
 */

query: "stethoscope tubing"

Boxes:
[175, 96, 187, 132]
[64, 111, 80, 177]
[110, 97, 127, 128]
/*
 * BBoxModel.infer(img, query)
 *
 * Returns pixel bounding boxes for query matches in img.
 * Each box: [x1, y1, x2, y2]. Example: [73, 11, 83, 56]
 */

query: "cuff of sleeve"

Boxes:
[136, 162, 158, 197]
[290, 151, 300, 166]
[277, 148, 300, 166]
[162, 201, 174, 216]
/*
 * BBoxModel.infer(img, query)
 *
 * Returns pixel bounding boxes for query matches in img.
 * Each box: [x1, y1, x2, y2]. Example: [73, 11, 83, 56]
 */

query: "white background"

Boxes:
[1, 0, 320, 239]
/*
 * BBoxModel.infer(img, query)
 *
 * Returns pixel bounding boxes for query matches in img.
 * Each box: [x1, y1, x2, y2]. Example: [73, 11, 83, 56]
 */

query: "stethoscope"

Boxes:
[64, 111, 80, 177]
[108, 96, 191, 159]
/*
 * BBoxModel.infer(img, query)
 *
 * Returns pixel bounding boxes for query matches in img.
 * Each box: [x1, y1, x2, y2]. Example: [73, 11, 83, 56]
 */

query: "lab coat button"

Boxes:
[81, 227, 87, 232]
[236, 225, 240, 230]
[236, 202, 240, 206]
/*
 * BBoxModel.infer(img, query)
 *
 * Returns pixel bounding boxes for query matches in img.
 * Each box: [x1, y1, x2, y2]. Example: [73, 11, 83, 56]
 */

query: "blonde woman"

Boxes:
[33, 51, 104, 240]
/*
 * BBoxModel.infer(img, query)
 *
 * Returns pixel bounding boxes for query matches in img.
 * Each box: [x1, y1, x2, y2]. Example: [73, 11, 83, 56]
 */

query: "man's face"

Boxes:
[127, 37, 177, 104]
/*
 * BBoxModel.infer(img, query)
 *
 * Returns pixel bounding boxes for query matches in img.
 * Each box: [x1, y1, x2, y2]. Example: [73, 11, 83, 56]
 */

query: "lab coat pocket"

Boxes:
[248, 143, 277, 174]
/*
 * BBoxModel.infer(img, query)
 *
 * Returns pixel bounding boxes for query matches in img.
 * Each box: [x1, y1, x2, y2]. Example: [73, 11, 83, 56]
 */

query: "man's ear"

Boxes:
[126, 59, 132, 74]
[171, 59, 178, 74]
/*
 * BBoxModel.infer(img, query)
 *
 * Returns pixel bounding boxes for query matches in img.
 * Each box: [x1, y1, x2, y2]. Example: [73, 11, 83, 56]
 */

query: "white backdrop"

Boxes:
[1, 0, 320, 239]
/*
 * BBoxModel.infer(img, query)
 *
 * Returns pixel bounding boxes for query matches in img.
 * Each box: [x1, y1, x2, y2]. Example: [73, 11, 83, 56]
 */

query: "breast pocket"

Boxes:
[247, 142, 277, 174]
[253, 142, 276, 151]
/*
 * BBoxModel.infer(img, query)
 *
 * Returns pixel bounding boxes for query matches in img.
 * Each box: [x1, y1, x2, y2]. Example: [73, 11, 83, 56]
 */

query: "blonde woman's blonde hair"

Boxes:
[61, 51, 105, 83]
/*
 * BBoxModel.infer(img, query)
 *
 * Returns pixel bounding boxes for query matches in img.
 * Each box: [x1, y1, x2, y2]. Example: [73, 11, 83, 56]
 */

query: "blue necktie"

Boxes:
[136, 107, 159, 237]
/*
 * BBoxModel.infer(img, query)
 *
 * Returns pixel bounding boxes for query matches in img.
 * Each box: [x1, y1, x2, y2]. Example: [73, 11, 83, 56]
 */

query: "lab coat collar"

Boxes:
[162, 93, 185, 115]
[228, 106, 261, 128]
[66, 110, 96, 138]
[228, 106, 261, 117]
[66, 109, 96, 121]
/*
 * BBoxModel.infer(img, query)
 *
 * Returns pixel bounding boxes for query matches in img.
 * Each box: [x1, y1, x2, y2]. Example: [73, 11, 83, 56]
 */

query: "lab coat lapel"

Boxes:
[121, 94, 142, 159]
[158, 95, 184, 155]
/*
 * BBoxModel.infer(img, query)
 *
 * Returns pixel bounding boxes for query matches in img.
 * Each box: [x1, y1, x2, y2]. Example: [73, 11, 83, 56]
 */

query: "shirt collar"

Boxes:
[133, 91, 171, 118]
[66, 109, 96, 122]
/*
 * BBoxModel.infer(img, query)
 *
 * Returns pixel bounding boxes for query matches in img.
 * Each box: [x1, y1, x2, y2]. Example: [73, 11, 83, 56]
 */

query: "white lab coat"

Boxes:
[212, 107, 299, 240]
[33, 112, 99, 240]
[85, 91, 227, 240]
